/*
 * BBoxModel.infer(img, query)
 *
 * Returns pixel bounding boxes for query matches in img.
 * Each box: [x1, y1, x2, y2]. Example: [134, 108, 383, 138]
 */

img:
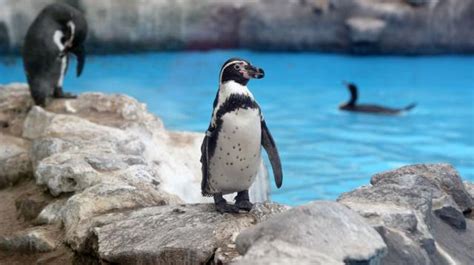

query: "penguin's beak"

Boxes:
[245, 64, 265, 79]
[71, 44, 86, 77]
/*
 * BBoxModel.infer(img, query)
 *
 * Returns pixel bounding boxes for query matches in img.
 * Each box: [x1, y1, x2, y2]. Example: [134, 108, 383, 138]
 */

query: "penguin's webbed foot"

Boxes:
[214, 193, 239, 214]
[235, 190, 253, 212]
[59, 92, 77, 99]
[215, 201, 240, 213]
[235, 200, 253, 212]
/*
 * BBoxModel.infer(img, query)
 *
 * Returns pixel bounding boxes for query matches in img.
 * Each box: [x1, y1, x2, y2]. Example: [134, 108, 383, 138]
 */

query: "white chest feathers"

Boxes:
[208, 107, 262, 194]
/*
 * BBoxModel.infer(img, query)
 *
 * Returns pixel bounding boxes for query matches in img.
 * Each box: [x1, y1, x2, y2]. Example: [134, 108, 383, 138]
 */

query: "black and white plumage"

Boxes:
[339, 82, 416, 115]
[201, 58, 283, 213]
[23, 3, 87, 106]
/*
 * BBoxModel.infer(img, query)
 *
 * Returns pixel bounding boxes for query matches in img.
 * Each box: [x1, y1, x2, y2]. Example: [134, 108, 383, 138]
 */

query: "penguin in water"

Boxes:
[201, 58, 283, 213]
[339, 82, 416, 115]
[23, 3, 87, 106]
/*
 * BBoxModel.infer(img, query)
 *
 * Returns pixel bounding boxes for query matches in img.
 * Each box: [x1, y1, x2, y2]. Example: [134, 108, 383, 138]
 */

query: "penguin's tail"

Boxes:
[403, 103, 417, 111]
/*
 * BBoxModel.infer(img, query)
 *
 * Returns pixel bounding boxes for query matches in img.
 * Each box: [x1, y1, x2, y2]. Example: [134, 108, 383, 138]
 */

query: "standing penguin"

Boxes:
[201, 58, 283, 213]
[23, 3, 87, 106]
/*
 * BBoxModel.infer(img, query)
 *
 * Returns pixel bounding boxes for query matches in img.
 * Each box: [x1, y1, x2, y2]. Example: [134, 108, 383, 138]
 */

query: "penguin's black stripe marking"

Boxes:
[215, 94, 259, 121]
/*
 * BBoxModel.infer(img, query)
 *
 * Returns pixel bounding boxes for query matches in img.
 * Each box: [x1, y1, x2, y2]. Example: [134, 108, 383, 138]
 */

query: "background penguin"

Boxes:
[201, 58, 283, 213]
[339, 82, 417, 115]
[23, 3, 87, 106]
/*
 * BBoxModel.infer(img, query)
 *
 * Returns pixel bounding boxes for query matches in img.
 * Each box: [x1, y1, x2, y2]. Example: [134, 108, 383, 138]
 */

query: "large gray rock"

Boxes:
[80, 203, 288, 264]
[371, 163, 473, 212]
[236, 201, 387, 264]
[338, 164, 474, 265]
[0, 134, 32, 188]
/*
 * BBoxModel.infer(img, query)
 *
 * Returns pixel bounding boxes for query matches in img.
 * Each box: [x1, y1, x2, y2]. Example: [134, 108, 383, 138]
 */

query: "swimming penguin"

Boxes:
[201, 58, 283, 213]
[23, 3, 87, 106]
[339, 82, 416, 115]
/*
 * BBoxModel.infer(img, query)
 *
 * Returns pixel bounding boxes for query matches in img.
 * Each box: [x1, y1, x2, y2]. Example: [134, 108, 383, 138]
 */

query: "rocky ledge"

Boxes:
[1, 0, 474, 54]
[1, 83, 473, 265]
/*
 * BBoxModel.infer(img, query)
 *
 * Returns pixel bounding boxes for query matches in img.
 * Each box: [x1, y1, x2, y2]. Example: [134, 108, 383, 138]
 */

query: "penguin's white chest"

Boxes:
[209, 108, 262, 194]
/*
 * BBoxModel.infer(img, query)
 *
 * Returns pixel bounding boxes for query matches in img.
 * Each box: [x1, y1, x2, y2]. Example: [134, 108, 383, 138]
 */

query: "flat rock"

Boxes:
[236, 201, 387, 264]
[87, 203, 288, 264]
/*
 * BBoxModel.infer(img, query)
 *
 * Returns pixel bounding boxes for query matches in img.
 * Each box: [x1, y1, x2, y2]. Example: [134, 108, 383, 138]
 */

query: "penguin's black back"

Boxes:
[22, 3, 86, 105]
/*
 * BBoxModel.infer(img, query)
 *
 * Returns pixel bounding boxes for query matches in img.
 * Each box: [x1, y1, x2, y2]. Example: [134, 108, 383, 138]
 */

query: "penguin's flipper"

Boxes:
[200, 129, 212, 196]
[71, 44, 86, 77]
[261, 119, 283, 188]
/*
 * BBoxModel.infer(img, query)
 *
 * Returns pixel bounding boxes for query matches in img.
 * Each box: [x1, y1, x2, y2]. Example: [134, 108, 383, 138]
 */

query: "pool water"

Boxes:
[1, 51, 473, 206]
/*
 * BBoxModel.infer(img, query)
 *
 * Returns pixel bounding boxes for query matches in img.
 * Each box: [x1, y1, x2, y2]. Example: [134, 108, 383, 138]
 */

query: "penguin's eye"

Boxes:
[234, 64, 241, 71]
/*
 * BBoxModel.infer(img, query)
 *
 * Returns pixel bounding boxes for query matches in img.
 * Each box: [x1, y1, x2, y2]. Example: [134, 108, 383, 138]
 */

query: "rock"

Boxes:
[46, 93, 164, 131]
[35, 199, 67, 225]
[0, 83, 34, 136]
[82, 203, 287, 264]
[464, 181, 474, 201]
[338, 163, 474, 265]
[371, 163, 473, 212]
[429, 217, 474, 264]
[0, 228, 56, 253]
[346, 17, 386, 43]
[233, 240, 342, 265]
[63, 182, 182, 251]
[0, 134, 33, 188]
[236, 201, 387, 264]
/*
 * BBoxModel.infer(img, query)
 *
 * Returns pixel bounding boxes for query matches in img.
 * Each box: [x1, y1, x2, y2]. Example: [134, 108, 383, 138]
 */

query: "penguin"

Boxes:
[339, 82, 416, 115]
[23, 3, 87, 106]
[201, 58, 283, 213]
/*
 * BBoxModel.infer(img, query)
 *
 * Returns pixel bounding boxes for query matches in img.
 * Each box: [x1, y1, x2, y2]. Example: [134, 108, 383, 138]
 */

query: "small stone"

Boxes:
[0, 229, 56, 253]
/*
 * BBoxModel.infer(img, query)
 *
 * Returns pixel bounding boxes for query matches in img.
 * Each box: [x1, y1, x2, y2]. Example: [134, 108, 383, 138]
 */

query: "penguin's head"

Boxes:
[45, 3, 88, 45]
[340, 81, 358, 108]
[219, 58, 265, 86]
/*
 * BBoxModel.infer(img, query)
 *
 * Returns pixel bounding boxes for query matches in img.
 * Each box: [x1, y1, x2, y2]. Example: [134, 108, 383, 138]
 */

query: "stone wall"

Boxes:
[0, 0, 473, 54]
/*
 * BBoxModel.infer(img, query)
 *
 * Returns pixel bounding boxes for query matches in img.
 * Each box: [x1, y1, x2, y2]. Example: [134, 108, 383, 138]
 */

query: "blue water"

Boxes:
[1, 51, 473, 205]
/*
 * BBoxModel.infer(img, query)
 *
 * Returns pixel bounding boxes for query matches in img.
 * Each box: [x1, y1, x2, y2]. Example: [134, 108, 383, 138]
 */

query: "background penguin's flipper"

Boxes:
[404, 103, 417, 111]
[261, 119, 283, 188]
[72, 44, 86, 77]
